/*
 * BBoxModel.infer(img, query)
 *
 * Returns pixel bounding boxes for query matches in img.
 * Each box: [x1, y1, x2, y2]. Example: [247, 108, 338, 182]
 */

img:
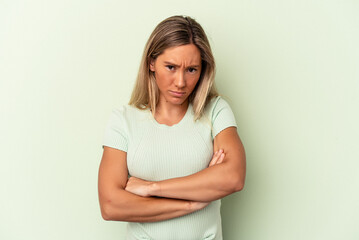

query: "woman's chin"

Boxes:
[164, 96, 188, 106]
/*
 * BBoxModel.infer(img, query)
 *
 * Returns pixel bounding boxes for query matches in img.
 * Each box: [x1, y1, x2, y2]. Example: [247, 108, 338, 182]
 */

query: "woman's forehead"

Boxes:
[158, 44, 201, 65]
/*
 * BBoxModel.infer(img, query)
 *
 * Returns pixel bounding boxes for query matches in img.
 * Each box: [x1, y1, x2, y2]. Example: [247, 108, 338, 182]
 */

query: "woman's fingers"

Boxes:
[209, 149, 225, 167]
[190, 201, 211, 211]
[208, 151, 219, 166]
[217, 152, 225, 164]
[125, 177, 153, 197]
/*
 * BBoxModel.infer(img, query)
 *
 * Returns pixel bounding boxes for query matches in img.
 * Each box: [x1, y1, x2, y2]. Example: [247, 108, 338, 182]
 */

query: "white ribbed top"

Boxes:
[103, 96, 238, 240]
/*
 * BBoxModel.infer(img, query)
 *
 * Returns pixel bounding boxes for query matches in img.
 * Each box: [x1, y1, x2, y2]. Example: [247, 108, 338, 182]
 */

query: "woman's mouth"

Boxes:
[169, 91, 186, 97]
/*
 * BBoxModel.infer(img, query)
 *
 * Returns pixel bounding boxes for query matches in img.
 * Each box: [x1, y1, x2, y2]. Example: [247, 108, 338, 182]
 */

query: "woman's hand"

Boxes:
[189, 201, 211, 211]
[208, 149, 225, 167]
[125, 176, 154, 197]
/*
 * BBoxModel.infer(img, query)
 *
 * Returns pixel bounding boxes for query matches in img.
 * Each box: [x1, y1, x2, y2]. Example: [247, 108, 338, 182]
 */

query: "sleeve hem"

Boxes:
[102, 143, 128, 153]
[212, 125, 237, 140]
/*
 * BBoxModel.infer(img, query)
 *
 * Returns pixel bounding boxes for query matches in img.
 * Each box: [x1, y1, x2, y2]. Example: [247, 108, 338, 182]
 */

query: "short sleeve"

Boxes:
[102, 107, 128, 152]
[211, 96, 238, 140]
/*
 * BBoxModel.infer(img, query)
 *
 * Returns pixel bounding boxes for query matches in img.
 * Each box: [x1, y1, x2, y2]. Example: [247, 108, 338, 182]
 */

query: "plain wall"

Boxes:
[1, 0, 358, 239]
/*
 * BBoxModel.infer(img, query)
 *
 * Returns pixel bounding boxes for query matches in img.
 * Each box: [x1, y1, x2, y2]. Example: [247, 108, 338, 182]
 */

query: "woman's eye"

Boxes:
[188, 68, 197, 73]
[166, 65, 174, 70]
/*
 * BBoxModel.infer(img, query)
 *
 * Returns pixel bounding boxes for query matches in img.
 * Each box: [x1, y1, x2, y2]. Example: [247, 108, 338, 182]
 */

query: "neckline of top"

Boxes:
[149, 103, 192, 129]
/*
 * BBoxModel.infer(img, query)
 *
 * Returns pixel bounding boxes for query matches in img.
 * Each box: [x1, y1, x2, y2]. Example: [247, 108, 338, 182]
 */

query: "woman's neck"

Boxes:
[153, 98, 189, 124]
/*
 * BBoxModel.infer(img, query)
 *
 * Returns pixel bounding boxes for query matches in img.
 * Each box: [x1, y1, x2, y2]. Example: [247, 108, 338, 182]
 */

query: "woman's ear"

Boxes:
[149, 58, 156, 72]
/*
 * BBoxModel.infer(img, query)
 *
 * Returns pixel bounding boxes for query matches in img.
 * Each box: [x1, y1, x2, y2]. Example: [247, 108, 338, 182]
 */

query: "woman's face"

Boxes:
[150, 44, 202, 106]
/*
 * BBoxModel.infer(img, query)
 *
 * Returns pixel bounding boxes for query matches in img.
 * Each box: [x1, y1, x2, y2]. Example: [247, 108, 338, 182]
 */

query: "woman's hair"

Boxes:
[128, 15, 219, 121]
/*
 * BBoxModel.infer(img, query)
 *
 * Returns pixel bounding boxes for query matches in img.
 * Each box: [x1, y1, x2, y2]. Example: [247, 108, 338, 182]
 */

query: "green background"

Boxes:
[1, 0, 358, 239]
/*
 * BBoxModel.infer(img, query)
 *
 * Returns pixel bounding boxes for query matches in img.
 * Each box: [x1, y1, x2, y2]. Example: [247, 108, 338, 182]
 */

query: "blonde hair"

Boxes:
[128, 15, 219, 121]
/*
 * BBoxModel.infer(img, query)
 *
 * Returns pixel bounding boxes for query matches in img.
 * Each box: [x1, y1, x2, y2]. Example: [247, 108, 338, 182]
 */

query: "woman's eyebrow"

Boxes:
[163, 61, 200, 68]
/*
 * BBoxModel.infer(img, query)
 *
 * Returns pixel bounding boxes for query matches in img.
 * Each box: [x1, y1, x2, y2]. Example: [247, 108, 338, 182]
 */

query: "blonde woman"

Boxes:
[98, 15, 246, 240]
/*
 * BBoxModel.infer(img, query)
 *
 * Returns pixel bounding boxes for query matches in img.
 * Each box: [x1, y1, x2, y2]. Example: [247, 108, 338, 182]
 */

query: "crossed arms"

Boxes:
[97, 126, 246, 222]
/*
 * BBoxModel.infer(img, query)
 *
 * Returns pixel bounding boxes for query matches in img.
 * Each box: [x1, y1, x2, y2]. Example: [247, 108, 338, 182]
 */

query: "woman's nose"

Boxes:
[174, 71, 186, 88]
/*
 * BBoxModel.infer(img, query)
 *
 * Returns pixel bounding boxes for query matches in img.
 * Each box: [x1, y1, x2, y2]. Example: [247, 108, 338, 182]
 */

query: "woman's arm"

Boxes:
[125, 127, 246, 202]
[98, 146, 209, 222]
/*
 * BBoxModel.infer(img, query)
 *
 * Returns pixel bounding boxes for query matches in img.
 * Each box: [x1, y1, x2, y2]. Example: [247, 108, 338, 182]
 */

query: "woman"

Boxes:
[98, 15, 246, 240]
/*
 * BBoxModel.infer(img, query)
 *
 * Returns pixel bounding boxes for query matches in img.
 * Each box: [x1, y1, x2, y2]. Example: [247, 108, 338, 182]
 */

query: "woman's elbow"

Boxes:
[233, 180, 244, 192]
[100, 200, 126, 221]
[101, 211, 111, 221]
[100, 202, 114, 221]
[228, 174, 245, 193]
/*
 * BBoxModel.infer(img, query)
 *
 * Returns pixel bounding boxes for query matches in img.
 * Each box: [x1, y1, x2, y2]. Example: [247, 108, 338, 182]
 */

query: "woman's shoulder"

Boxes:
[204, 95, 234, 114]
[107, 104, 150, 126]
[107, 104, 151, 133]
[112, 103, 149, 115]
[203, 95, 237, 139]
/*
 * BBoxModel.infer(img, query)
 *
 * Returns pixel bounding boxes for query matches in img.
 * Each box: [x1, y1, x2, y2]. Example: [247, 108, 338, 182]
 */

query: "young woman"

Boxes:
[98, 15, 246, 240]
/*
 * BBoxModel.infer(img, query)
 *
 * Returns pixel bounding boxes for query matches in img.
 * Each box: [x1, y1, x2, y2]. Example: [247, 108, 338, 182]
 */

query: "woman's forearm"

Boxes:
[100, 187, 208, 222]
[149, 161, 243, 202]
[125, 160, 244, 202]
